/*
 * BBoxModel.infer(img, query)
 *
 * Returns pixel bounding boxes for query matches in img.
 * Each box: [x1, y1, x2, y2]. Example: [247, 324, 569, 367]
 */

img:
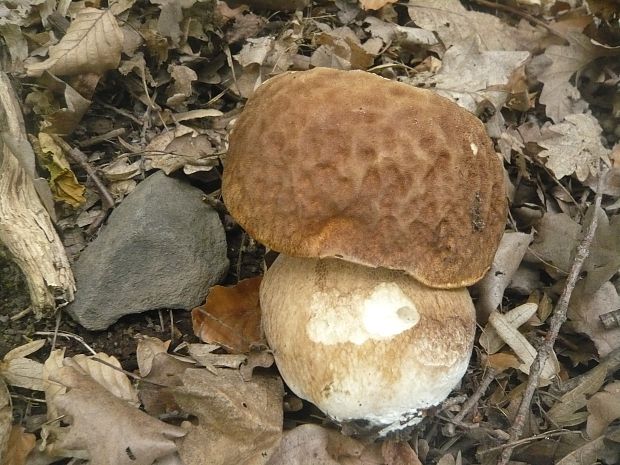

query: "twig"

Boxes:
[443, 367, 497, 437]
[495, 184, 604, 465]
[34, 331, 97, 355]
[454, 367, 497, 424]
[483, 429, 582, 455]
[78, 128, 126, 148]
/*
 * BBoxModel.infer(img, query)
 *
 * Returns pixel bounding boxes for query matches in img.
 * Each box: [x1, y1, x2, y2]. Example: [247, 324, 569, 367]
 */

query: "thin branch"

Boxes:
[78, 128, 126, 148]
[454, 367, 497, 424]
[496, 183, 604, 465]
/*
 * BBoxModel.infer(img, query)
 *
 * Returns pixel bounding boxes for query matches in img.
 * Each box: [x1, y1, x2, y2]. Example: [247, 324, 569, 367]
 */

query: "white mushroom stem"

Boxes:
[260, 255, 476, 434]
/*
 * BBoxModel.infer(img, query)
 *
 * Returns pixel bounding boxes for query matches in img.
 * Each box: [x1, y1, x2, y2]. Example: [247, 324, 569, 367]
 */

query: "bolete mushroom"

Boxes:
[222, 67, 506, 434]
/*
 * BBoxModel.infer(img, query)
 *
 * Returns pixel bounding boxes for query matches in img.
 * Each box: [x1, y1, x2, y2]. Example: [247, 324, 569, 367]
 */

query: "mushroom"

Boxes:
[261, 256, 476, 435]
[222, 68, 506, 434]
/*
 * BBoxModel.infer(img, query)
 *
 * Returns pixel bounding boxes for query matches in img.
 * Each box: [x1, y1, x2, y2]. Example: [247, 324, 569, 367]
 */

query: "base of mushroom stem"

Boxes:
[339, 409, 426, 438]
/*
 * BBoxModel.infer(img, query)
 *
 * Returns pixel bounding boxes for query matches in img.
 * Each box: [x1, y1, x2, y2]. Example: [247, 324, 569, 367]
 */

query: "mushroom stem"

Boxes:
[260, 254, 476, 435]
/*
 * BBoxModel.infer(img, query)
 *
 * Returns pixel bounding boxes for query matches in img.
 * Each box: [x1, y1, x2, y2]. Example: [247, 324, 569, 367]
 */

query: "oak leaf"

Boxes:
[26, 8, 123, 77]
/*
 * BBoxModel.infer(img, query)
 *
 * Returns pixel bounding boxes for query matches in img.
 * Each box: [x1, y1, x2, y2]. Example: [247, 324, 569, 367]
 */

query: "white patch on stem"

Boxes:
[307, 282, 419, 345]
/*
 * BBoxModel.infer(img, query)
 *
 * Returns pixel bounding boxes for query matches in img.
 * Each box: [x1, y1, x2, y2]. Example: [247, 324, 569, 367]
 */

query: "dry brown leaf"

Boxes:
[37, 133, 86, 207]
[174, 367, 283, 465]
[359, 0, 397, 10]
[538, 32, 613, 122]
[266, 424, 383, 465]
[187, 343, 246, 373]
[586, 381, 620, 439]
[407, 0, 524, 51]
[192, 276, 264, 353]
[407, 35, 529, 115]
[537, 113, 609, 181]
[568, 282, 620, 357]
[67, 354, 139, 405]
[26, 8, 123, 77]
[136, 336, 171, 378]
[5, 426, 36, 465]
[166, 64, 197, 109]
[436, 453, 461, 465]
[29, 73, 92, 135]
[528, 212, 581, 275]
[101, 158, 142, 182]
[43, 349, 66, 421]
[47, 366, 186, 465]
[555, 435, 613, 465]
[143, 125, 219, 175]
[382, 440, 422, 465]
[486, 352, 522, 372]
[581, 207, 620, 294]
[364, 17, 438, 48]
[489, 311, 559, 383]
[480, 303, 538, 354]
[0, 340, 45, 391]
[310, 27, 376, 70]
[548, 364, 607, 427]
[139, 352, 192, 416]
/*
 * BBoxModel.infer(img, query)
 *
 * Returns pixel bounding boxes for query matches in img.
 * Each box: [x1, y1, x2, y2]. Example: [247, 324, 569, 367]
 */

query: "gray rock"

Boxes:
[66, 172, 228, 330]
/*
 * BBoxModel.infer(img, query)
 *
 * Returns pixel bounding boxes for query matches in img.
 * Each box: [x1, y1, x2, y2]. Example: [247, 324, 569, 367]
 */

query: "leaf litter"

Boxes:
[1, 0, 620, 464]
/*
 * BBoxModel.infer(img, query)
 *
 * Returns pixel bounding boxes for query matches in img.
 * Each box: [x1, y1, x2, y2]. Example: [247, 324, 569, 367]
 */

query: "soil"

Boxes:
[0, 221, 265, 421]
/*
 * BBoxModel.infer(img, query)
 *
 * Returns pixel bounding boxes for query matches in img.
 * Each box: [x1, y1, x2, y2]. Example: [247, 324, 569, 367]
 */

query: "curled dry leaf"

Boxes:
[486, 352, 522, 373]
[26, 8, 123, 77]
[476, 231, 534, 322]
[5, 426, 36, 465]
[37, 133, 86, 207]
[136, 335, 171, 378]
[48, 366, 186, 465]
[187, 343, 246, 373]
[173, 367, 283, 465]
[480, 303, 538, 354]
[0, 340, 46, 391]
[586, 381, 620, 439]
[266, 424, 383, 465]
[489, 311, 559, 383]
[67, 354, 139, 405]
[192, 276, 264, 353]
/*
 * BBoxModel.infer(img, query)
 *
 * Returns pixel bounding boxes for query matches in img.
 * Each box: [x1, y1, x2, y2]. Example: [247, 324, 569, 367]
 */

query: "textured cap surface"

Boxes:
[260, 255, 476, 429]
[223, 67, 506, 288]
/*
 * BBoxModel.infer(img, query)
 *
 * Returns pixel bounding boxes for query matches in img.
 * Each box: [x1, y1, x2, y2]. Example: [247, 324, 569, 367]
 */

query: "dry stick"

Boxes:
[78, 127, 126, 148]
[453, 367, 497, 424]
[496, 186, 603, 465]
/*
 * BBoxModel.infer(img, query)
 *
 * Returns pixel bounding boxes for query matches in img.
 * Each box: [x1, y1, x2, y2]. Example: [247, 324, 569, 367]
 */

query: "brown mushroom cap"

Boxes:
[260, 255, 476, 431]
[223, 67, 506, 288]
